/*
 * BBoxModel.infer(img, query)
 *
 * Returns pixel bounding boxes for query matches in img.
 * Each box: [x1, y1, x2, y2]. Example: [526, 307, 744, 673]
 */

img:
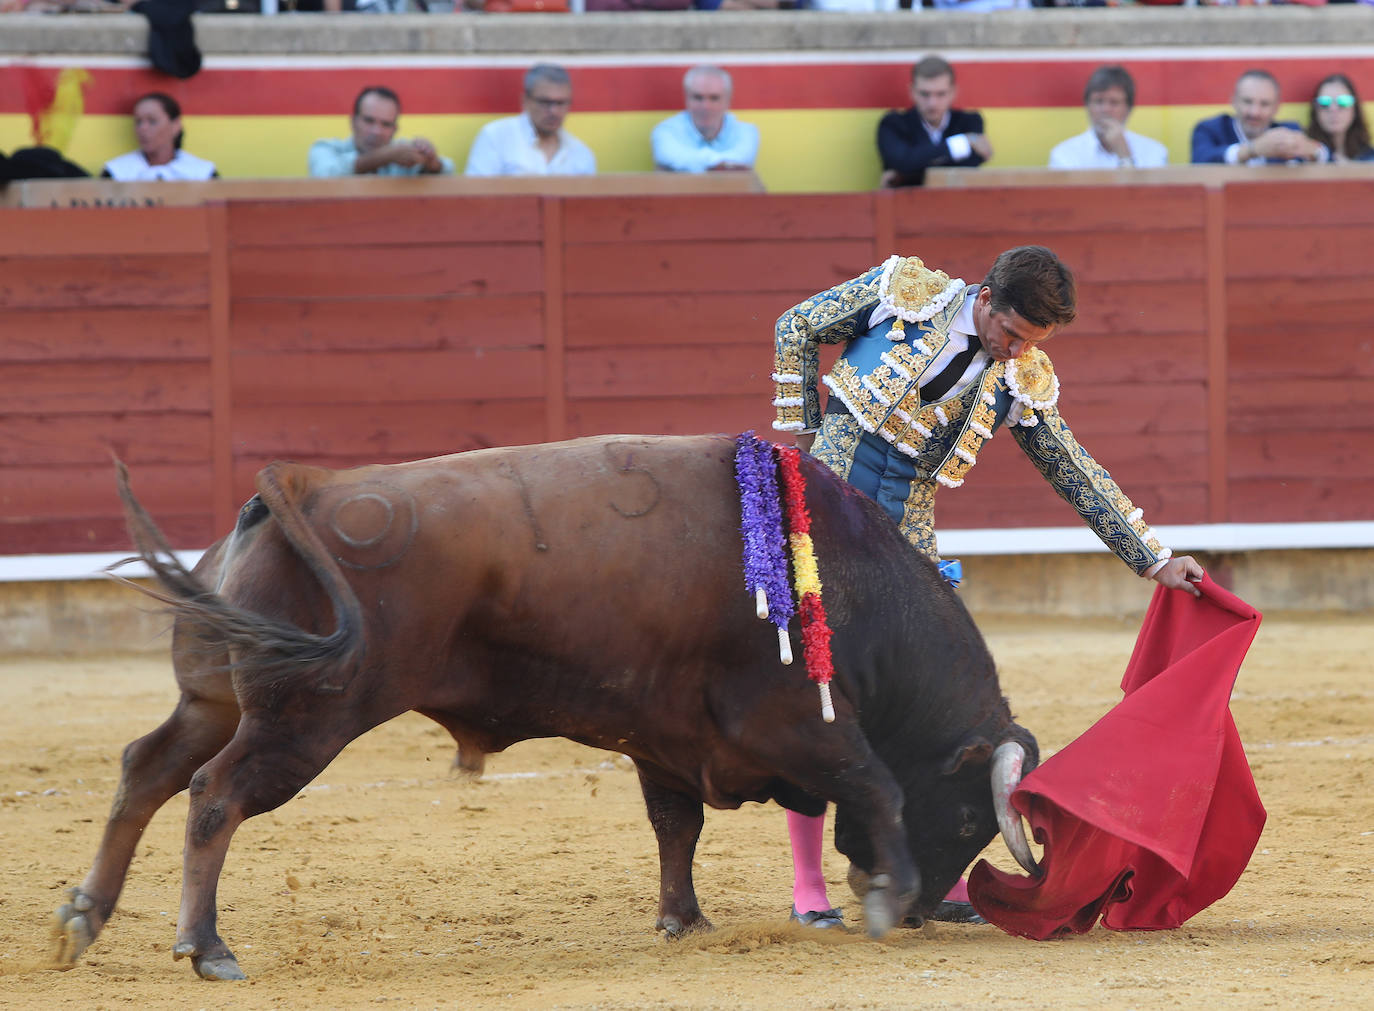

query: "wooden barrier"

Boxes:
[2, 176, 1371, 554]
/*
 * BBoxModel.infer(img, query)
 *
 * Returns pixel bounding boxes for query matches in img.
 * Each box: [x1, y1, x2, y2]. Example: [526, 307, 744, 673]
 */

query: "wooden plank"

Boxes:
[900, 232, 1208, 285]
[563, 239, 876, 296]
[1227, 224, 1374, 280]
[208, 202, 235, 538]
[543, 197, 566, 443]
[228, 196, 544, 248]
[0, 514, 212, 555]
[562, 193, 874, 244]
[1229, 378, 1374, 431]
[565, 291, 819, 349]
[893, 185, 1208, 236]
[0, 255, 209, 310]
[7, 172, 760, 210]
[229, 244, 544, 299]
[565, 345, 773, 400]
[231, 295, 545, 353]
[233, 401, 549, 461]
[0, 362, 211, 414]
[951, 480, 1211, 530]
[230, 349, 545, 407]
[0, 463, 213, 519]
[0, 414, 211, 467]
[0, 207, 209, 256]
[1227, 276, 1374, 340]
[0, 307, 210, 362]
[1050, 382, 1207, 436]
[566, 395, 776, 441]
[1040, 332, 1208, 384]
[970, 429, 1210, 487]
[1227, 477, 1374, 523]
[1072, 280, 1209, 338]
[1224, 179, 1374, 229]
[1206, 186, 1228, 523]
[1229, 430, 1374, 480]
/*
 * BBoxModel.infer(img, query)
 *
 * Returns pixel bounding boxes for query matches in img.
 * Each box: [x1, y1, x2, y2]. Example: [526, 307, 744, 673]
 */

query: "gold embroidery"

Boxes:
[890, 257, 954, 316]
[813, 414, 863, 482]
[898, 479, 939, 561]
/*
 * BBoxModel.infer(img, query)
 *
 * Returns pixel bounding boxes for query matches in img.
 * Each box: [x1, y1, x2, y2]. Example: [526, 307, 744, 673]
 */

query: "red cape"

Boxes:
[967, 574, 1265, 938]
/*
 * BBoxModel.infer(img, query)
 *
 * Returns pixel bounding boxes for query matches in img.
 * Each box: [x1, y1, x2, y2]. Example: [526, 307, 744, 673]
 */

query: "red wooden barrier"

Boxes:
[2, 181, 1372, 555]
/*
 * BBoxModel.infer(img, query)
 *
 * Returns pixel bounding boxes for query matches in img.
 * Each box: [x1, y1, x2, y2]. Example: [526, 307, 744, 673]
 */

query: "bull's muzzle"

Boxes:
[991, 741, 1041, 876]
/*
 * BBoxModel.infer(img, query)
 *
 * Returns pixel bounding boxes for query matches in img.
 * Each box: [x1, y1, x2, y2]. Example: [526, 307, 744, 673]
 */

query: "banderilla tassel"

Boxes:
[755, 586, 769, 620]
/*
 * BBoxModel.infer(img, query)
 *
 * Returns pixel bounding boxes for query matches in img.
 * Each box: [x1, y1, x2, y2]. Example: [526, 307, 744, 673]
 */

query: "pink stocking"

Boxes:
[786, 808, 832, 913]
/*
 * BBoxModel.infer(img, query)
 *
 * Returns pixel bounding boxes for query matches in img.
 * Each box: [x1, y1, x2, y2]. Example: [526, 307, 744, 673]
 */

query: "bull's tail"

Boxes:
[111, 459, 365, 688]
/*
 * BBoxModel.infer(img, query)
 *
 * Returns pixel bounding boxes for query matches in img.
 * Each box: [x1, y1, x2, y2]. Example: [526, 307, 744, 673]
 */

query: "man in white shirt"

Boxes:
[308, 86, 453, 178]
[465, 64, 597, 177]
[1049, 65, 1169, 171]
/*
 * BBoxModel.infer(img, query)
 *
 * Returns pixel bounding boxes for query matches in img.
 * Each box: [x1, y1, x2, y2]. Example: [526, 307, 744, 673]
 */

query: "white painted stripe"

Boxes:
[0, 551, 206, 583]
[936, 521, 1374, 557]
[2, 521, 1370, 582]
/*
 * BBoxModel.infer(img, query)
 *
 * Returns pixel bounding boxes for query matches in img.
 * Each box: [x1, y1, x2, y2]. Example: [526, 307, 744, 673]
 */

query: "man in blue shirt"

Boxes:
[651, 65, 760, 173]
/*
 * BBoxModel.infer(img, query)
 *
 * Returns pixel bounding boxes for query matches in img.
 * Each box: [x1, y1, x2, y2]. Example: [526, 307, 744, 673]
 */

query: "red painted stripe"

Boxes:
[5, 58, 1374, 117]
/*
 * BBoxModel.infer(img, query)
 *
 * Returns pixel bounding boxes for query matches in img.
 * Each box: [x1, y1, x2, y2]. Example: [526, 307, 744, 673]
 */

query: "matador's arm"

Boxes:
[772, 265, 885, 433]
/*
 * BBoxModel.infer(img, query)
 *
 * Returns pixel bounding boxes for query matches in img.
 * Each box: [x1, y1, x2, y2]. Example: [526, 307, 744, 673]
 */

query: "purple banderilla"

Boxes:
[734, 432, 795, 663]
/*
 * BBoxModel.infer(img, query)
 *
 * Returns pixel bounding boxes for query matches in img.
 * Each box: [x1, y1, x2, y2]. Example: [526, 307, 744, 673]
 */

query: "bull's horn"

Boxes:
[991, 741, 1040, 876]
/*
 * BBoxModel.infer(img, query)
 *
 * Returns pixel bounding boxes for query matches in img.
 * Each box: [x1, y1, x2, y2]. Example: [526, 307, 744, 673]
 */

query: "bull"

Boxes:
[52, 434, 1039, 981]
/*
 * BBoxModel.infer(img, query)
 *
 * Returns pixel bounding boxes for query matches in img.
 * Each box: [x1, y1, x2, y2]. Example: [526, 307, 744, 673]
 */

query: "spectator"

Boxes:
[651, 66, 759, 173]
[1049, 65, 1168, 170]
[877, 55, 990, 188]
[101, 93, 216, 182]
[1306, 73, 1374, 163]
[465, 64, 596, 177]
[1191, 69, 1326, 165]
[309, 86, 453, 178]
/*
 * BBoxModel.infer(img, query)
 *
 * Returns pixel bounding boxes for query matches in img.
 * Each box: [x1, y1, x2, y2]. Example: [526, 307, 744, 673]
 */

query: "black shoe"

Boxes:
[930, 900, 986, 925]
[790, 905, 845, 929]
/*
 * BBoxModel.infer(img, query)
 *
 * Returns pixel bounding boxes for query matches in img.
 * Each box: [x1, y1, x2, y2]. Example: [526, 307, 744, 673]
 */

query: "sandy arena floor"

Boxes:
[1, 611, 1371, 1009]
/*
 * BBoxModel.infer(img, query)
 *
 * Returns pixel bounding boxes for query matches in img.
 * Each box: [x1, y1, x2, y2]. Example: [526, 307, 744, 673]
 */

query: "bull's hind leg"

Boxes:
[172, 712, 353, 981]
[634, 764, 710, 939]
[52, 694, 239, 968]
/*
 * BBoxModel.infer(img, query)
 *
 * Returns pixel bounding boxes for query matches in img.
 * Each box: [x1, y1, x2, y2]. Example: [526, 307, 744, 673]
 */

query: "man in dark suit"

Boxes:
[1191, 68, 1326, 165]
[877, 55, 992, 188]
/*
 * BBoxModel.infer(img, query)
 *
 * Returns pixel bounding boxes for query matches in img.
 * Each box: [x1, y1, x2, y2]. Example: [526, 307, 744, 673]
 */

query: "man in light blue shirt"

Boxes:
[308, 86, 454, 178]
[651, 66, 759, 174]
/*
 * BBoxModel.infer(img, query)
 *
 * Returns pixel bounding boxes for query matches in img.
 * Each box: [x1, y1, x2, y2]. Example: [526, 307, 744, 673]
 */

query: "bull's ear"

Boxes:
[941, 737, 993, 776]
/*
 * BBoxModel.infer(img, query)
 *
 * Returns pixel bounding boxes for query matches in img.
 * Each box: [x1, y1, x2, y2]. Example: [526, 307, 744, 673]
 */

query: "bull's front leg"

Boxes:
[634, 763, 710, 939]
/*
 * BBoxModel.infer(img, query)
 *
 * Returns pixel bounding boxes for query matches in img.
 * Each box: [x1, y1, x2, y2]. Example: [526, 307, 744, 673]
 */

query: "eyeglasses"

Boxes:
[526, 96, 571, 110]
[1315, 94, 1357, 109]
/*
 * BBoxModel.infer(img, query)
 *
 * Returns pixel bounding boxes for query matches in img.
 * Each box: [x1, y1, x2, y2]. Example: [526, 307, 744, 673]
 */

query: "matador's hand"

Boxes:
[1151, 555, 1204, 597]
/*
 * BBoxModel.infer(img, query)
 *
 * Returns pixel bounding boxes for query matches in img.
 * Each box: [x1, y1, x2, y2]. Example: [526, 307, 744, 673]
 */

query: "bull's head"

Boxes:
[836, 724, 1040, 923]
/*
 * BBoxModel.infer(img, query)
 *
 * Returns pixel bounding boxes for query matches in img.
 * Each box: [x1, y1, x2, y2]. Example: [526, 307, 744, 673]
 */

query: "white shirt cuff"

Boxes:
[946, 133, 973, 162]
[1224, 142, 1243, 165]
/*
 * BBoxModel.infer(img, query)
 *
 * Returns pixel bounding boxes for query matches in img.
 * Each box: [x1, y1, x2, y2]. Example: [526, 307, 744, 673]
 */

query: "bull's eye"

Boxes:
[957, 805, 980, 839]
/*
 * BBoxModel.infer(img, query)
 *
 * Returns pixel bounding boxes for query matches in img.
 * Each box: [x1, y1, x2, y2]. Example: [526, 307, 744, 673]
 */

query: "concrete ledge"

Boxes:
[3, 10, 1373, 58]
[3, 547, 1370, 656]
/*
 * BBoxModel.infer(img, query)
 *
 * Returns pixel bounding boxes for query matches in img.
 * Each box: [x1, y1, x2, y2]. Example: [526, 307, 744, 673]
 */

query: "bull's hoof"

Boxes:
[861, 874, 896, 939]
[174, 941, 247, 981]
[50, 887, 100, 967]
[656, 914, 712, 940]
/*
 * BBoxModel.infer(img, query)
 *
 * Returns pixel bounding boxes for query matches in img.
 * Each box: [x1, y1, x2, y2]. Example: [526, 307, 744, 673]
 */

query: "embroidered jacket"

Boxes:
[772, 254, 1170, 575]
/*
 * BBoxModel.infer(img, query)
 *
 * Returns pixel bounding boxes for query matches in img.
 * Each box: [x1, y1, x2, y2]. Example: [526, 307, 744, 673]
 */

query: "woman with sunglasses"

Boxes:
[1306, 74, 1374, 163]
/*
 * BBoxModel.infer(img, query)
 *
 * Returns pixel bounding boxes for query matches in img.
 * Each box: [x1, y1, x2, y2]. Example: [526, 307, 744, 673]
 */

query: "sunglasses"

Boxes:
[1315, 94, 1357, 108]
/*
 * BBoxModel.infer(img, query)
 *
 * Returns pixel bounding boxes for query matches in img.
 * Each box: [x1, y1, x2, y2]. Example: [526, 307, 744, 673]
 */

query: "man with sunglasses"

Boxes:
[465, 64, 597, 177]
[1191, 68, 1327, 166]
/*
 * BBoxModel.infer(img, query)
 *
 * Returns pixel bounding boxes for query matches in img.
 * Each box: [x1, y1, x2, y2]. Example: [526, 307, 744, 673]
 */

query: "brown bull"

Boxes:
[53, 434, 1038, 980]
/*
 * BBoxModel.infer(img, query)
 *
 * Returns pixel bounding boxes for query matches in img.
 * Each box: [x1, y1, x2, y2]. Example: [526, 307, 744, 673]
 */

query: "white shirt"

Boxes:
[102, 149, 217, 182]
[1048, 128, 1169, 170]
[464, 114, 596, 177]
[920, 111, 973, 163]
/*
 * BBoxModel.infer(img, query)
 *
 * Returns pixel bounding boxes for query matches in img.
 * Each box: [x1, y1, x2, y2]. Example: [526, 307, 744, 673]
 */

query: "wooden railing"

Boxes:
[2, 173, 1371, 554]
